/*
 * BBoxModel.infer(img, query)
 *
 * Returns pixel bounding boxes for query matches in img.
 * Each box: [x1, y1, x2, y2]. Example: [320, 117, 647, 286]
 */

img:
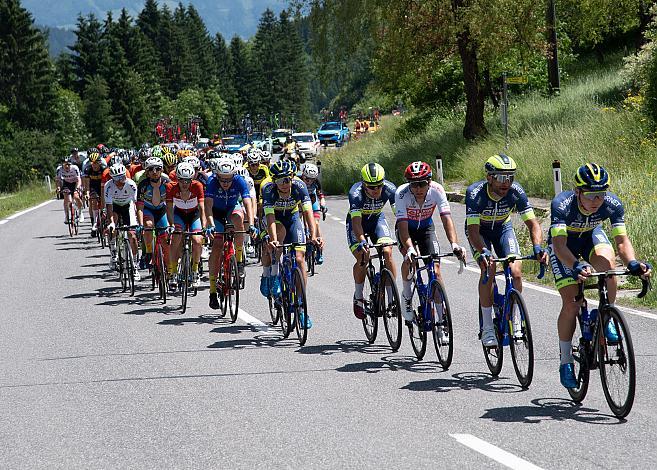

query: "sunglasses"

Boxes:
[179, 178, 192, 184]
[112, 175, 126, 182]
[580, 190, 606, 202]
[275, 177, 292, 185]
[218, 177, 233, 184]
[410, 180, 429, 189]
[490, 173, 514, 184]
[149, 167, 163, 172]
[364, 183, 383, 190]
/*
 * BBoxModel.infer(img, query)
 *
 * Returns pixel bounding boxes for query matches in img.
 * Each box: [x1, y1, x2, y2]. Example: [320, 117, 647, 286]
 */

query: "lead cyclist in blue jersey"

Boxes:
[347, 163, 397, 319]
[550, 163, 652, 388]
[465, 154, 548, 347]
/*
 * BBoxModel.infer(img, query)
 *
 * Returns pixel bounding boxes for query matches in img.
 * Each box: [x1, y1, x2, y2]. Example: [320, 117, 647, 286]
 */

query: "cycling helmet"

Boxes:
[575, 163, 609, 191]
[183, 156, 201, 169]
[206, 149, 219, 159]
[119, 151, 131, 166]
[485, 153, 517, 173]
[246, 151, 261, 164]
[144, 157, 163, 170]
[301, 163, 319, 179]
[151, 145, 164, 158]
[235, 167, 249, 178]
[270, 160, 295, 178]
[361, 162, 385, 185]
[232, 154, 244, 167]
[260, 150, 272, 163]
[109, 155, 123, 167]
[88, 152, 101, 163]
[70, 147, 79, 153]
[87, 147, 97, 155]
[62, 156, 72, 164]
[97, 144, 109, 154]
[404, 161, 432, 181]
[215, 159, 237, 176]
[141, 143, 151, 150]
[109, 163, 127, 179]
[177, 149, 192, 159]
[176, 162, 195, 180]
[162, 153, 177, 167]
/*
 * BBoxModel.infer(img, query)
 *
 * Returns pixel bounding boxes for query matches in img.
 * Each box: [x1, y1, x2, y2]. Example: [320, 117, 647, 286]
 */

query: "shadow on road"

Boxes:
[480, 397, 623, 424]
[207, 333, 298, 351]
[401, 371, 524, 394]
[336, 355, 446, 374]
[296, 339, 392, 356]
[158, 315, 223, 326]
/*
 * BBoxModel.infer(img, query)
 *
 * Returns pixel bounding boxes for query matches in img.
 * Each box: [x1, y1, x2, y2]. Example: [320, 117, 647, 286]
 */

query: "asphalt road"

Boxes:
[1, 196, 657, 469]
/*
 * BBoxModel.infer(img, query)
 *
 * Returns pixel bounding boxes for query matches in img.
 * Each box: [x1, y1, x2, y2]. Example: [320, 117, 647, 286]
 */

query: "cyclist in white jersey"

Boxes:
[235, 166, 257, 258]
[56, 157, 84, 224]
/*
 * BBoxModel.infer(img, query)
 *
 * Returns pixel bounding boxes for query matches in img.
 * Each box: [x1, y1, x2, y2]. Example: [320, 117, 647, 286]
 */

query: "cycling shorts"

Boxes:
[395, 222, 440, 256]
[62, 181, 79, 195]
[143, 206, 169, 229]
[113, 203, 137, 227]
[89, 181, 102, 199]
[549, 225, 612, 290]
[173, 209, 202, 233]
[466, 222, 520, 260]
[347, 212, 393, 252]
[277, 214, 306, 252]
[212, 205, 243, 233]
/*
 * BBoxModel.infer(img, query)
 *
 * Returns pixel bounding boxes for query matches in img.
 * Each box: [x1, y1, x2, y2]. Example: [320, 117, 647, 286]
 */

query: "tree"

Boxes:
[68, 13, 105, 94]
[214, 33, 238, 119]
[83, 75, 114, 143]
[0, 0, 56, 129]
[277, 10, 311, 126]
[185, 4, 218, 88]
[253, 9, 280, 116]
[52, 87, 88, 154]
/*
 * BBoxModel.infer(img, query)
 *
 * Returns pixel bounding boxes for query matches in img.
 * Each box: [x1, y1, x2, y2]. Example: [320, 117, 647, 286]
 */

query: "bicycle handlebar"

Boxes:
[358, 242, 397, 266]
[481, 254, 545, 284]
[576, 268, 652, 299]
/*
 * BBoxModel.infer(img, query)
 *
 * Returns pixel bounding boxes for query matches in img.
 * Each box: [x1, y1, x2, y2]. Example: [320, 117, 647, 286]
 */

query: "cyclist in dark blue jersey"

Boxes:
[550, 163, 651, 388]
[347, 163, 397, 319]
[465, 153, 547, 347]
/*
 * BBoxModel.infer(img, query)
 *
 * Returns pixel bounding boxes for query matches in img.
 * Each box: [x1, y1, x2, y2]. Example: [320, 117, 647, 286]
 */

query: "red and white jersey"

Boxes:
[57, 164, 81, 184]
[394, 181, 451, 229]
[166, 180, 204, 214]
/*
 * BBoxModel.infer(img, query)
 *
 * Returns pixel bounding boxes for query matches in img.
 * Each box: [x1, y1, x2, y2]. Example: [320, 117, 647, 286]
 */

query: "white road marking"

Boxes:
[0, 199, 55, 225]
[450, 434, 545, 470]
[237, 308, 270, 332]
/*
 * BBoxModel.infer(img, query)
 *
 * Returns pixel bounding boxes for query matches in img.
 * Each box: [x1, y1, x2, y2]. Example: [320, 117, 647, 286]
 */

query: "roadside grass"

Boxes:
[322, 56, 657, 306]
[0, 183, 53, 220]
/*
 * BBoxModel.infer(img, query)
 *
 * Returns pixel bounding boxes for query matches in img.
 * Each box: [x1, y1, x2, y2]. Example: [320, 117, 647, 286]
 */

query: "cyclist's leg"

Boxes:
[127, 205, 139, 258]
[62, 189, 72, 222]
[467, 231, 496, 308]
[142, 208, 155, 262]
[587, 227, 616, 302]
[347, 216, 370, 300]
[208, 210, 227, 295]
[186, 214, 203, 275]
[286, 215, 308, 285]
[231, 206, 245, 264]
[497, 223, 523, 292]
[373, 213, 396, 278]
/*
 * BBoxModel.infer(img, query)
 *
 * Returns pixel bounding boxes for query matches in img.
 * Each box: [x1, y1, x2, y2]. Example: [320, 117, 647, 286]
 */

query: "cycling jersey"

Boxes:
[205, 174, 251, 211]
[57, 165, 81, 184]
[104, 179, 138, 207]
[137, 177, 169, 211]
[465, 180, 535, 230]
[82, 159, 107, 174]
[245, 163, 270, 196]
[348, 180, 396, 222]
[549, 190, 626, 240]
[167, 180, 204, 232]
[394, 181, 450, 230]
[83, 163, 104, 197]
[262, 178, 312, 221]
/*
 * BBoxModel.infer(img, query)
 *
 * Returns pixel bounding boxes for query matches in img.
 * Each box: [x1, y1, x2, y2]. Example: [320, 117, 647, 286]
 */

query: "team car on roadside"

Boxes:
[317, 121, 349, 147]
[271, 128, 293, 154]
[292, 132, 320, 157]
[222, 134, 250, 153]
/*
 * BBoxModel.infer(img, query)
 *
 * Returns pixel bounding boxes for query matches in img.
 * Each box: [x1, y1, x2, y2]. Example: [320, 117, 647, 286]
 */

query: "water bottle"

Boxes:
[374, 272, 381, 287]
[589, 308, 598, 326]
[581, 307, 592, 341]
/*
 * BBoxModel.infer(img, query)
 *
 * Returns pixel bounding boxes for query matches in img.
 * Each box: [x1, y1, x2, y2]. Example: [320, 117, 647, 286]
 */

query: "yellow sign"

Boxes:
[506, 76, 528, 84]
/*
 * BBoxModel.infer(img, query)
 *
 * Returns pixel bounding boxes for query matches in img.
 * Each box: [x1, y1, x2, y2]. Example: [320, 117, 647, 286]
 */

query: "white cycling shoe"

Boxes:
[402, 297, 415, 323]
[481, 327, 498, 347]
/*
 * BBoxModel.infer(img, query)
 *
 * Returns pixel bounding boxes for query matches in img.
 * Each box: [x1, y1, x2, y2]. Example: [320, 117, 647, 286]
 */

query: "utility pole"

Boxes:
[546, 0, 560, 94]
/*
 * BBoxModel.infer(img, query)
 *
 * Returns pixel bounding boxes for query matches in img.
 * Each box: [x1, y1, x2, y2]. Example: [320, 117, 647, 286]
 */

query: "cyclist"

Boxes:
[56, 157, 84, 224]
[104, 163, 139, 279]
[70, 147, 83, 171]
[204, 159, 256, 309]
[465, 153, 547, 347]
[260, 150, 272, 167]
[137, 156, 171, 274]
[244, 150, 271, 200]
[300, 163, 327, 265]
[262, 160, 322, 327]
[550, 163, 652, 388]
[347, 163, 397, 319]
[163, 152, 178, 182]
[235, 166, 258, 259]
[166, 162, 206, 288]
[82, 152, 105, 236]
[395, 161, 466, 326]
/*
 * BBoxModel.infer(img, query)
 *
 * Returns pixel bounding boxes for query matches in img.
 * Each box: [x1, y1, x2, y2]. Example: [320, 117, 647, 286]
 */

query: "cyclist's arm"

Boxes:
[165, 200, 174, 228]
[396, 220, 413, 254]
[198, 194, 206, 226]
[266, 213, 277, 243]
[615, 234, 637, 266]
[466, 223, 487, 255]
[204, 197, 214, 228]
[552, 234, 578, 268]
[302, 207, 316, 239]
[351, 215, 366, 243]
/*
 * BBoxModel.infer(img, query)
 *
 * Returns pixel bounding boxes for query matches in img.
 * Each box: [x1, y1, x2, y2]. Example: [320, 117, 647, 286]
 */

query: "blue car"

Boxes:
[222, 134, 249, 153]
[318, 121, 349, 147]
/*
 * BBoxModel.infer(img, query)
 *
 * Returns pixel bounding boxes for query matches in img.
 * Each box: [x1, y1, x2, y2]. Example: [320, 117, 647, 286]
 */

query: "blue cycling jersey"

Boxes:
[262, 178, 312, 221]
[205, 174, 251, 211]
[549, 190, 626, 241]
[465, 180, 535, 231]
[137, 176, 170, 210]
[347, 180, 396, 223]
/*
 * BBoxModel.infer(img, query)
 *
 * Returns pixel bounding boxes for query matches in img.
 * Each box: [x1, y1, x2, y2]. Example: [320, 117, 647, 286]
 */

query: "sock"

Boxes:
[236, 246, 243, 262]
[209, 275, 217, 294]
[271, 262, 279, 276]
[262, 265, 271, 276]
[192, 262, 199, 273]
[354, 282, 364, 300]
[402, 279, 412, 299]
[560, 340, 573, 365]
[481, 306, 493, 330]
[168, 261, 178, 276]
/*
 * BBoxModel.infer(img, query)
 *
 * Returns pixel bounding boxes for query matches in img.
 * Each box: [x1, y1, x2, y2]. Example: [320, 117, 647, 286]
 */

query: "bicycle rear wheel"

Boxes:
[306, 244, 315, 276]
[268, 294, 279, 325]
[180, 249, 190, 313]
[74, 208, 79, 235]
[568, 317, 590, 403]
[408, 287, 427, 360]
[125, 239, 135, 297]
[228, 255, 240, 323]
[293, 267, 309, 346]
[480, 305, 503, 376]
[431, 281, 454, 370]
[68, 204, 74, 237]
[157, 245, 167, 304]
[361, 270, 378, 344]
[508, 291, 534, 388]
[599, 306, 635, 418]
[117, 240, 127, 292]
[380, 269, 402, 352]
[279, 278, 292, 338]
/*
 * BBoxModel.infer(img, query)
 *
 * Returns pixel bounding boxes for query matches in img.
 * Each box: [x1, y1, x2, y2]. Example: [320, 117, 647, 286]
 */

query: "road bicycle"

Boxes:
[272, 243, 310, 346]
[170, 230, 200, 313]
[305, 229, 316, 276]
[568, 269, 650, 418]
[213, 224, 246, 322]
[359, 242, 402, 351]
[63, 191, 80, 237]
[115, 225, 138, 296]
[480, 254, 545, 388]
[407, 251, 464, 368]
[144, 227, 167, 304]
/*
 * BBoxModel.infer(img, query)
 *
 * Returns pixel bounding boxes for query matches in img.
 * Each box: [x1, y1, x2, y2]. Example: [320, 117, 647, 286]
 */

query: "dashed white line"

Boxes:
[237, 308, 270, 332]
[450, 434, 545, 470]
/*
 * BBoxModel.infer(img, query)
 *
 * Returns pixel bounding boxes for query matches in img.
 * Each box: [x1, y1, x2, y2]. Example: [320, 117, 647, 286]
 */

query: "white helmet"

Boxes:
[183, 156, 201, 169]
[215, 159, 237, 176]
[109, 163, 127, 179]
[246, 151, 260, 164]
[144, 157, 163, 170]
[235, 167, 249, 178]
[176, 162, 195, 180]
[261, 150, 271, 163]
[301, 163, 319, 179]
[232, 154, 244, 167]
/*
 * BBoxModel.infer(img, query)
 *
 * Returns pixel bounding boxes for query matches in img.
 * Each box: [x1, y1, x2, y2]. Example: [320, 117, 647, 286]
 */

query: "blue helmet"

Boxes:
[575, 163, 609, 191]
[270, 160, 295, 178]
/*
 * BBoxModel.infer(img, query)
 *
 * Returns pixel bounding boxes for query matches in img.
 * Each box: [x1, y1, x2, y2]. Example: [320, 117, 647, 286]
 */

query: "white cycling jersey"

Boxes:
[56, 164, 81, 184]
[394, 181, 451, 230]
[104, 179, 138, 206]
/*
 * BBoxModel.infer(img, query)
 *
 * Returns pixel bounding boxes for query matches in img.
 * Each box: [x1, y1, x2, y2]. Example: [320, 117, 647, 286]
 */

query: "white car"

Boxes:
[292, 132, 320, 156]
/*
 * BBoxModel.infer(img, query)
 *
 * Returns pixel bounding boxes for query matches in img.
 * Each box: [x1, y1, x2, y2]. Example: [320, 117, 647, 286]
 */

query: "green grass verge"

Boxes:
[0, 183, 53, 220]
[322, 56, 657, 307]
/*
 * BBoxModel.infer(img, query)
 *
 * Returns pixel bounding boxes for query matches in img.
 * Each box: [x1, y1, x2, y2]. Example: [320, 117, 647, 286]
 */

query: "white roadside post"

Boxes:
[435, 154, 444, 186]
[552, 160, 562, 196]
[44, 175, 52, 193]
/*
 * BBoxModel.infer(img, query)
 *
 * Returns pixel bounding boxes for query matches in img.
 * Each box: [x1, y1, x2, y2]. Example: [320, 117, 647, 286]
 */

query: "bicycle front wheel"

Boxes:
[293, 267, 309, 346]
[125, 240, 135, 297]
[508, 291, 534, 388]
[117, 240, 127, 291]
[408, 287, 427, 360]
[480, 305, 503, 376]
[68, 205, 75, 237]
[228, 255, 240, 323]
[361, 270, 378, 344]
[279, 277, 292, 338]
[180, 249, 190, 313]
[599, 306, 636, 418]
[431, 281, 454, 370]
[157, 245, 167, 304]
[380, 269, 402, 352]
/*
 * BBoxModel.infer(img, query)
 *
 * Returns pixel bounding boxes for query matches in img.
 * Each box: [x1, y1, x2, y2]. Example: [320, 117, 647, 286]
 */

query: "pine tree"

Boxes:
[0, 0, 56, 129]
[185, 4, 218, 89]
[68, 13, 105, 94]
[253, 9, 279, 116]
[230, 36, 253, 124]
[136, 0, 161, 46]
[83, 75, 114, 143]
[214, 33, 238, 120]
[113, 70, 151, 145]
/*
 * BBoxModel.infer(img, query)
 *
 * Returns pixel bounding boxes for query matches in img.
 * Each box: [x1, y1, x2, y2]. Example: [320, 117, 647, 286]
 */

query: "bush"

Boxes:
[0, 129, 58, 192]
